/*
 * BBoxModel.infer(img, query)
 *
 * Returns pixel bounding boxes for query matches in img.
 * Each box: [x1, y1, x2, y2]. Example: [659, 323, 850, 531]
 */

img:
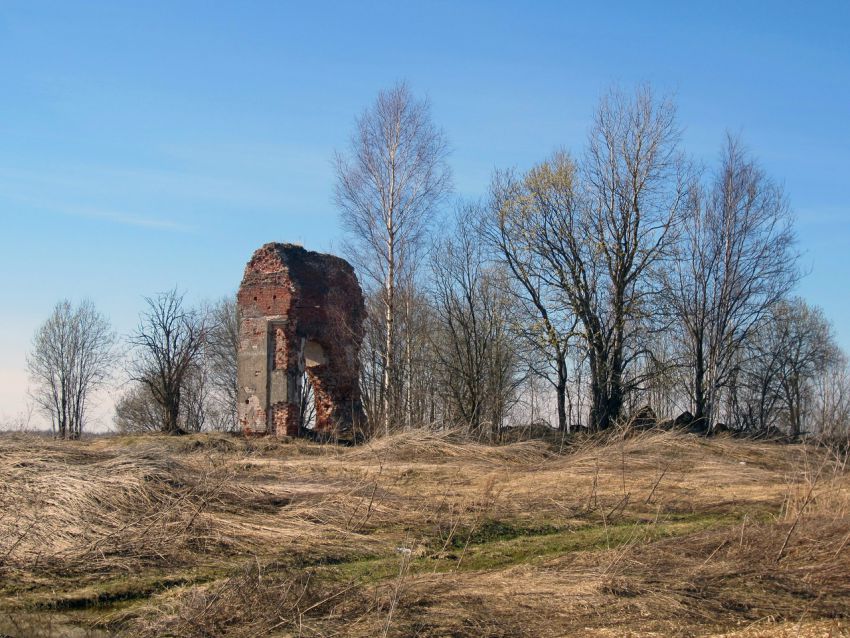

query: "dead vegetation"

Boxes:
[1, 429, 848, 637]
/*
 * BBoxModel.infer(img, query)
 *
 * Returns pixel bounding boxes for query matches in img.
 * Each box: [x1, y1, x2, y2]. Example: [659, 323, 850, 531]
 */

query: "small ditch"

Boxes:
[0, 612, 112, 638]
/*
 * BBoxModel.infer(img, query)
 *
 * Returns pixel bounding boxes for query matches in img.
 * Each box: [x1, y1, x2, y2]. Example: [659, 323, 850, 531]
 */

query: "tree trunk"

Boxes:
[405, 293, 413, 429]
[789, 374, 802, 439]
[589, 355, 624, 431]
[382, 232, 395, 436]
[165, 389, 181, 434]
[693, 343, 707, 425]
[555, 352, 568, 431]
[59, 391, 68, 440]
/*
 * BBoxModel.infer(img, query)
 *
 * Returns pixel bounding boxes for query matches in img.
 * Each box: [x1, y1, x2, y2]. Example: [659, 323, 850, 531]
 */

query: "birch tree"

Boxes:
[335, 82, 451, 434]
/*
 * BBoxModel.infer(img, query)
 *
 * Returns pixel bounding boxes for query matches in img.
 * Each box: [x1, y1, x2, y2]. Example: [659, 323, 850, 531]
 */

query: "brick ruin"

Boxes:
[237, 243, 366, 437]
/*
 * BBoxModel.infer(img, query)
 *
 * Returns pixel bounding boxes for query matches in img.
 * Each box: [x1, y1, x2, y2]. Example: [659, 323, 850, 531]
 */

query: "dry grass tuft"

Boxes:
[123, 559, 374, 638]
[343, 427, 553, 465]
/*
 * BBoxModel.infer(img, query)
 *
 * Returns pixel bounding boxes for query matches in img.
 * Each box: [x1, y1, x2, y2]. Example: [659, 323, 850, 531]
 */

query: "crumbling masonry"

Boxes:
[237, 243, 366, 437]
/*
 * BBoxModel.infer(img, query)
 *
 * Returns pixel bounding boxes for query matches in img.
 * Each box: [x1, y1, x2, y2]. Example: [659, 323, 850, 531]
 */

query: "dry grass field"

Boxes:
[1, 428, 849, 637]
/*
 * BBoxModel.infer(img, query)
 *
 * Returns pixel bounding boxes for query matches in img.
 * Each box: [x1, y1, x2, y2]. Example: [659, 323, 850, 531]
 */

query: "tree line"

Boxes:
[25, 83, 849, 441]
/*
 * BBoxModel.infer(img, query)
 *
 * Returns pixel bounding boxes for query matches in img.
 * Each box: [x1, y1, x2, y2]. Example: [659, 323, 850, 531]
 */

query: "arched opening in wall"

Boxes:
[299, 341, 327, 431]
[298, 370, 316, 430]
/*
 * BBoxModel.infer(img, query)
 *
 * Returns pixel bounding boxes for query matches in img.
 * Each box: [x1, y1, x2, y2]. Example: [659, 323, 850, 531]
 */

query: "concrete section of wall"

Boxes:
[236, 316, 270, 433]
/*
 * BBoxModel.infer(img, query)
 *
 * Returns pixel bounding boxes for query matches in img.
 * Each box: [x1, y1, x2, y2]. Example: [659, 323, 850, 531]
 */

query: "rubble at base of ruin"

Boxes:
[236, 243, 366, 438]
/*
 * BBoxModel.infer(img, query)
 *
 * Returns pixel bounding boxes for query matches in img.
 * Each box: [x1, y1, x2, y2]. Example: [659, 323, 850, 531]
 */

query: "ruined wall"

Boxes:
[237, 243, 366, 437]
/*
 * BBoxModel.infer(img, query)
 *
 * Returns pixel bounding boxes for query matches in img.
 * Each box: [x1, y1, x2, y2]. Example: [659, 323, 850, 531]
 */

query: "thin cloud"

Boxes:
[60, 206, 195, 232]
[0, 188, 195, 232]
[0, 164, 287, 215]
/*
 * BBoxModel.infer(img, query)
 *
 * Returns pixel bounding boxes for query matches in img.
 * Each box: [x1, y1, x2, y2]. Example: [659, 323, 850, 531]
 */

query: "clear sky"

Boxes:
[1, 1, 849, 427]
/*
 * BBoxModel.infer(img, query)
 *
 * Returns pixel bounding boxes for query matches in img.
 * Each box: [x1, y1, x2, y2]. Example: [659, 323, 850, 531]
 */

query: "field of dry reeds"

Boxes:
[1, 428, 849, 637]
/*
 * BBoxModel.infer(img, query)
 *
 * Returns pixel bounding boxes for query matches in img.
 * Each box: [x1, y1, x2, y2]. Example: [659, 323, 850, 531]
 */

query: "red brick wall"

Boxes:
[237, 242, 366, 438]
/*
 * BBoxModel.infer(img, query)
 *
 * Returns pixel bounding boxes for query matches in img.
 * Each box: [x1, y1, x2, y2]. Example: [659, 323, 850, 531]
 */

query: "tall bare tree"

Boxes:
[396, 278, 437, 428]
[486, 167, 577, 431]
[129, 289, 208, 434]
[768, 299, 837, 437]
[335, 82, 451, 434]
[577, 87, 686, 429]
[431, 204, 522, 439]
[205, 295, 239, 430]
[27, 299, 116, 439]
[666, 136, 798, 428]
[490, 87, 687, 430]
[810, 352, 850, 441]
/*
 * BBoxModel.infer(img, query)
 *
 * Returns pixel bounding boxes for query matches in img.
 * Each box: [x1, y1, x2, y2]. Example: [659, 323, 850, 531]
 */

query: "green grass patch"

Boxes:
[450, 519, 561, 547]
[3, 564, 232, 612]
[328, 512, 735, 584]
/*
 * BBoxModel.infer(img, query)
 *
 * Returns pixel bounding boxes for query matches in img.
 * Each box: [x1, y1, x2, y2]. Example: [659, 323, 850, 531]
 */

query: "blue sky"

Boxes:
[1, 1, 849, 424]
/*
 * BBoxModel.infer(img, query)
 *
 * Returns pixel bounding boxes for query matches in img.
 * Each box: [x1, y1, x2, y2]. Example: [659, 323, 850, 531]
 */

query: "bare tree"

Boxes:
[769, 299, 837, 437]
[577, 87, 687, 429]
[181, 362, 210, 433]
[118, 296, 236, 434]
[0, 402, 35, 433]
[810, 352, 850, 441]
[205, 295, 239, 430]
[431, 204, 523, 439]
[335, 82, 451, 434]
[128, 289, 208, 435]
[27, 299, 115, 439]
[397, 259, 433, 429]
[115, 365, 211, 433]
[485, 168, 577, 431]
[735, 320, 784, 433]
[358, 291, 389, 431]
[736, 299, 838, 437]
[490, 87, 687, 430]
[114, 382, 165, 433]
[666, 136, 798, 428]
